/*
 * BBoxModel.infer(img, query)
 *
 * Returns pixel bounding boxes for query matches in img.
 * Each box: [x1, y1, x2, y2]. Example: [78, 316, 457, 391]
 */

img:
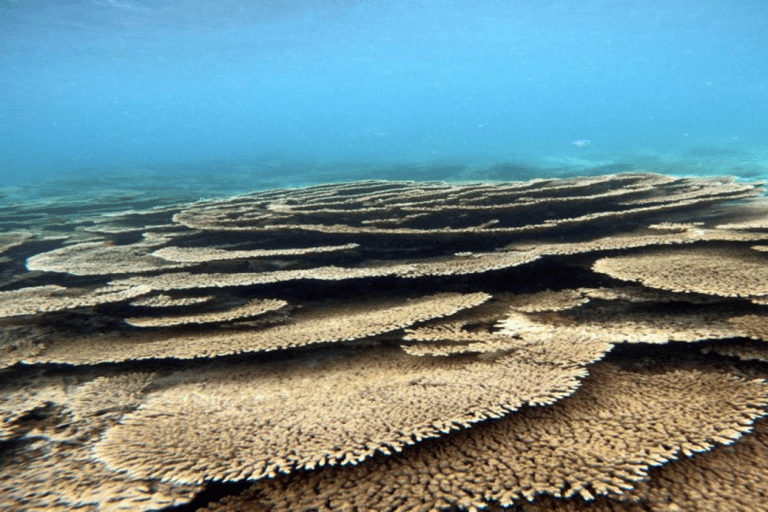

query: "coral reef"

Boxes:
[2, 173, 768, 511]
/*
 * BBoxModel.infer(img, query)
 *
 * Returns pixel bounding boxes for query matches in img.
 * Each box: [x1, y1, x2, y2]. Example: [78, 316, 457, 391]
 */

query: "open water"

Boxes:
[2, 0, 767, 202]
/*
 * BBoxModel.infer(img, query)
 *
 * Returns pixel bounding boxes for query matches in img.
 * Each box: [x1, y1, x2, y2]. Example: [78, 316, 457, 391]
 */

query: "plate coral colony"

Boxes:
[3, 173, 768, 511]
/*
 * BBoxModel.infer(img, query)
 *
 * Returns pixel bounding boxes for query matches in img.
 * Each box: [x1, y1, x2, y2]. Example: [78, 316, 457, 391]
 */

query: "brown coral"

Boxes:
[152, 243, 360, 262]
[0, 367, 202, 511]
[109, 249, 543, 292]
[0, 437, 202, 511]
[129, 293, 215, 308]
[23, 292, 490, 364]
[496, 297, 745, 345]
[124, 298, 288, 327]
[523, 418, 768, 512]
[172, 174, 759, 236]
[728, 313, 768, 340]
[2, 173, 768, 511]
[0, 230, 33, 254]
[26, 241, 193, 276]
[593, 246, 768, 297]
[94, 338, 606, 484]
[701, 339, 768, 364]
[209, 361, 768, 511]
[0, 283, 152, 318]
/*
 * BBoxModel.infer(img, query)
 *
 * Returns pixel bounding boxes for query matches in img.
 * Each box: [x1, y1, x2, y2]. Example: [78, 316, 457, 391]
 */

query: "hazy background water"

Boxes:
[2, 0, 767, 201]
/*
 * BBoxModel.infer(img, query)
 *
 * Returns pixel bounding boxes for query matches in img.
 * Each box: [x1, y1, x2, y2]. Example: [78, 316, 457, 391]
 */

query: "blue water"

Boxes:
[2, 0, 767, 201]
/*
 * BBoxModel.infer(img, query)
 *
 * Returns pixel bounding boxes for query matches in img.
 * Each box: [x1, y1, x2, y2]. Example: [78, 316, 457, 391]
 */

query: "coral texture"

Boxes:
[2, 174, 768, 511]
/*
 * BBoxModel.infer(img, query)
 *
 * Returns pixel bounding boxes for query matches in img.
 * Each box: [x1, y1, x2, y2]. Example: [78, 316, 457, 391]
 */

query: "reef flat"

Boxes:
[3, 173, 768, 511]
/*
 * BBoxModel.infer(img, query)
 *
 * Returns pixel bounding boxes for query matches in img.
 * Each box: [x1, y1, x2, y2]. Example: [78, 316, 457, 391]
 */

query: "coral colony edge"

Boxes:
[3, 172, 768, 511]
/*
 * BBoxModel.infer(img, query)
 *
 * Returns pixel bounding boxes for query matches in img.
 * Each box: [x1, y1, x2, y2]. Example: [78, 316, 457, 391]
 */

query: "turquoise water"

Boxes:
[2, 0, 767, 201]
